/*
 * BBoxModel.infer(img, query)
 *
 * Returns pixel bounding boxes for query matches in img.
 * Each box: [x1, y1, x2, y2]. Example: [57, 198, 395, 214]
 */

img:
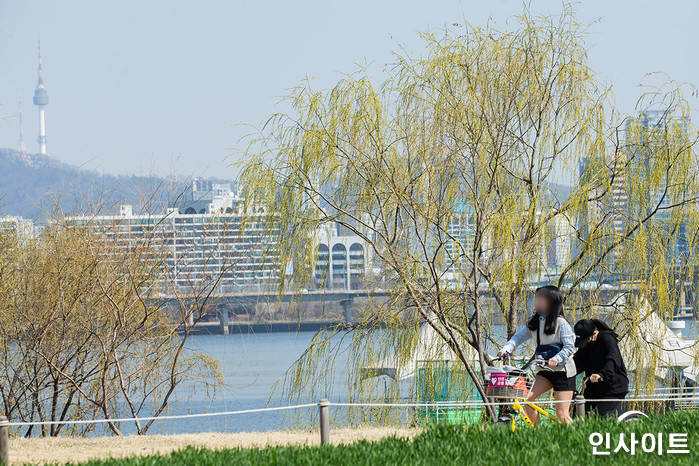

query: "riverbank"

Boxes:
[187, 320, 343, 335]
[7, 427, 419, 464]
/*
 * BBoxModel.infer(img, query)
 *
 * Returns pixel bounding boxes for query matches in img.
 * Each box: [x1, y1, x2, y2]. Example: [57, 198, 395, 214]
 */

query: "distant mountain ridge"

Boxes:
[1, 147, 572, 221]
[0, 148, 233, 220]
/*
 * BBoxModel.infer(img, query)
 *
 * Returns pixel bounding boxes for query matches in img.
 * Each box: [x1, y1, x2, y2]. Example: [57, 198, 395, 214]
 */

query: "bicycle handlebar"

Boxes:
[495, 354, 607, 385]
[493, 353, 512, 364]
[494, 353, 551, 369]
[532, 357, 554, 371]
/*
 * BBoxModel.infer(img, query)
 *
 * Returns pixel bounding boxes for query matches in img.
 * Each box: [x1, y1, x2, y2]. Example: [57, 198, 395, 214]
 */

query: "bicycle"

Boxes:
[485, 354, 558, 431]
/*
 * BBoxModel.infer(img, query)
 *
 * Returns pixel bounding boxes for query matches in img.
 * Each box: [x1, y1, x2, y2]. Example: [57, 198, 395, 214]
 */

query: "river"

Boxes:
[138, 319, 698, 435]
[145, 331, 346, 435]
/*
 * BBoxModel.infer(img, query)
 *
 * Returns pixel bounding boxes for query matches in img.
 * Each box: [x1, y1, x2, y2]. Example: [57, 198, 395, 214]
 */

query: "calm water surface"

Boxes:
[146, 331, 348, 434]
[141, 320, 698, 434]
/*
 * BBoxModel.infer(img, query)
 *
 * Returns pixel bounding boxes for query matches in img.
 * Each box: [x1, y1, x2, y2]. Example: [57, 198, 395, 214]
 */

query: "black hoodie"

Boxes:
[573, 329, 629, 398]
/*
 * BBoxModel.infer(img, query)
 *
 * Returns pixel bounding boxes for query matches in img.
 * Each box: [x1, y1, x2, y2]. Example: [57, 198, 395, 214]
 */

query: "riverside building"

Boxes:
[66, 182, 281, 294]
[0, 215, 38, 241]
[66, 181, 373, 294]
[313, 221, 371, 291]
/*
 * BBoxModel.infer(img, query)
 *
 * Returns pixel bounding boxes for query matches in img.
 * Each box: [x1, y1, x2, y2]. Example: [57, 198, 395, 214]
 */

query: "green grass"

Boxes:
[78, 410, 698, 465]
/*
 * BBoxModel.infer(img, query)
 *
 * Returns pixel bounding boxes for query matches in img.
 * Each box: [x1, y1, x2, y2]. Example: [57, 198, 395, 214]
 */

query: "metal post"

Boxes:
[0, 415, 8, 464]
[574, 394, 585, 419]
[318, 399, 330, 445]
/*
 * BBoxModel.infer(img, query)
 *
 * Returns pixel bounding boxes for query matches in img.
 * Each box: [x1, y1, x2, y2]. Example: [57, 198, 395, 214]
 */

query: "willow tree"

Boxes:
[240, 7, 699, 419]
[0, 193, 228, 436]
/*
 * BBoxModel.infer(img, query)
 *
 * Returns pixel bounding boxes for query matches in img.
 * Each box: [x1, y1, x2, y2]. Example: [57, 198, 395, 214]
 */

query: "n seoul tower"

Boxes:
[32, 40, 49, 155]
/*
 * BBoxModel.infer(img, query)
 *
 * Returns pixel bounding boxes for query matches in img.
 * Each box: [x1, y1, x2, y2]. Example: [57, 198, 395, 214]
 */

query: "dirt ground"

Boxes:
[8, 427, 419, 464]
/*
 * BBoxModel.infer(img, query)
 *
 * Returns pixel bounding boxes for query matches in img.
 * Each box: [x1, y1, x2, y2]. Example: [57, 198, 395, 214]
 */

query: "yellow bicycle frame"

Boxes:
[509, 399, 559, 431]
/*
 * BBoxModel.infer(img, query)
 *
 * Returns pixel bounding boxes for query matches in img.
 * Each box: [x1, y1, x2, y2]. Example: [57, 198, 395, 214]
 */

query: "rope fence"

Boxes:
[0, 396, 696, 428]
[0, 394, 697, 462]
[0, 403, 317, 428]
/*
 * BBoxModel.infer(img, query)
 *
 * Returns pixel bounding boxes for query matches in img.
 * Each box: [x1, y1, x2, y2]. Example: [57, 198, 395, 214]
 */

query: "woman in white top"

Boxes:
[497, 285, 576, 425]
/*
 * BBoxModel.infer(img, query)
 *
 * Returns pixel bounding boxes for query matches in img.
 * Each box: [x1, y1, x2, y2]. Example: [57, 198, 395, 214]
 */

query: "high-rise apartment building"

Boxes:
[66, 183, 281, 294]
[624, 109, 692, 263]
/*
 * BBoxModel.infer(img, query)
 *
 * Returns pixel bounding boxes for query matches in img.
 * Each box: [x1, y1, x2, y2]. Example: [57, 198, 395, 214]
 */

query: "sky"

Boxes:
[0, 0, 697, 180]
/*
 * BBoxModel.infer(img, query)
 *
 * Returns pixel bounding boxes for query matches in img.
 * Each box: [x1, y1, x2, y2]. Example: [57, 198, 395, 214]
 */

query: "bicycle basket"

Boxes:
[485, 369, 533, 399]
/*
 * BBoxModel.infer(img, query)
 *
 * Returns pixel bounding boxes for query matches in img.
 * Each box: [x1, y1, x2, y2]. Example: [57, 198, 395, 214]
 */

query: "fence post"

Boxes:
[318, 399, 330, 445]
[574, 394, 585, 419]
[0, 415, 8, 464]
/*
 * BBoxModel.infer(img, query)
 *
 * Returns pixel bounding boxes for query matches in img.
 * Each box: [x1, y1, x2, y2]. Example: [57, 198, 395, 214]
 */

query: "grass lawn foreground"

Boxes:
[66, 410, 698, 465]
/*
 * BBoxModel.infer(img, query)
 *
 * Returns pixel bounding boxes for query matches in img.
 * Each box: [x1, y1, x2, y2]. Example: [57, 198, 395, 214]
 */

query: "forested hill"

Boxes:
[0, 148, 231, 220]
[1, 147, 571, 220]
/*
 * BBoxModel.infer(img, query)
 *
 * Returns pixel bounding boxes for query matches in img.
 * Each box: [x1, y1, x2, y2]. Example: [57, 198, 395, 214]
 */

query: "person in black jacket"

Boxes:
[573, 319, 629, 417]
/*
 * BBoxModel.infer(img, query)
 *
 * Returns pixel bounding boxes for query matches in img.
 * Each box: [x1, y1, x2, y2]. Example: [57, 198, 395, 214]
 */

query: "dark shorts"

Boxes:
[586, 399, 623, 417]
[537, 371, 575, 392]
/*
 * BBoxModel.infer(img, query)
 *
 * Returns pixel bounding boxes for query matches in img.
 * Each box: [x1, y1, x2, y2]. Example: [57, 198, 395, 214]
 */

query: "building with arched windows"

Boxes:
[313, 222, 370, 290]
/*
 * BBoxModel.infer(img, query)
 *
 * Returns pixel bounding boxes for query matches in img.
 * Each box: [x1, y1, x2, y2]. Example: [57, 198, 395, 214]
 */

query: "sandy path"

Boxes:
[8, 427, 419, 464]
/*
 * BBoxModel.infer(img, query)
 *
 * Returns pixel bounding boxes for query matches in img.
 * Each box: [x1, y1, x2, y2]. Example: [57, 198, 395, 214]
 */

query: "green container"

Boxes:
[416, 361, 483, 424]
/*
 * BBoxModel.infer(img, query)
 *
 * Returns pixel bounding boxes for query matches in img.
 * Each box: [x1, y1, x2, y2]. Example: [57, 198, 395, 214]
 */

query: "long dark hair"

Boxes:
[591, 318, 613, 332]
[526, 285, 564, 335]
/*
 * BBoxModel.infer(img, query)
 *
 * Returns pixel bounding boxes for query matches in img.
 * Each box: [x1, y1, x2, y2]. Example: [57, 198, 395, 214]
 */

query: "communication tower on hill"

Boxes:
[32, 39, 49, 155]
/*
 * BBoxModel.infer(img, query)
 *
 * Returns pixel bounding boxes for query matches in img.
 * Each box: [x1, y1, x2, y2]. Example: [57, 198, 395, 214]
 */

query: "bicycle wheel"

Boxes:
[617, 410, 648, 422]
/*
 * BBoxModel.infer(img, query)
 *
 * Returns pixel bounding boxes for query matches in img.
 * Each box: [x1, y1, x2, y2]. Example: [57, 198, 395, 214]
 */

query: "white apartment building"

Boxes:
[66, 183, 281, 294]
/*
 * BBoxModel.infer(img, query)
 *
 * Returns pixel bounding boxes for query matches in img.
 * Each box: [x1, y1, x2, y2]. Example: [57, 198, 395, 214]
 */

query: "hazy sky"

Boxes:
[0, 1, 697, 179]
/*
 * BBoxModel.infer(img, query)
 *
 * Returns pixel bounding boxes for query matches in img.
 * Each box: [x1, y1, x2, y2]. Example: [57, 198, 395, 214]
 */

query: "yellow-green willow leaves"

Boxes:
[240, 7, 699, 421]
